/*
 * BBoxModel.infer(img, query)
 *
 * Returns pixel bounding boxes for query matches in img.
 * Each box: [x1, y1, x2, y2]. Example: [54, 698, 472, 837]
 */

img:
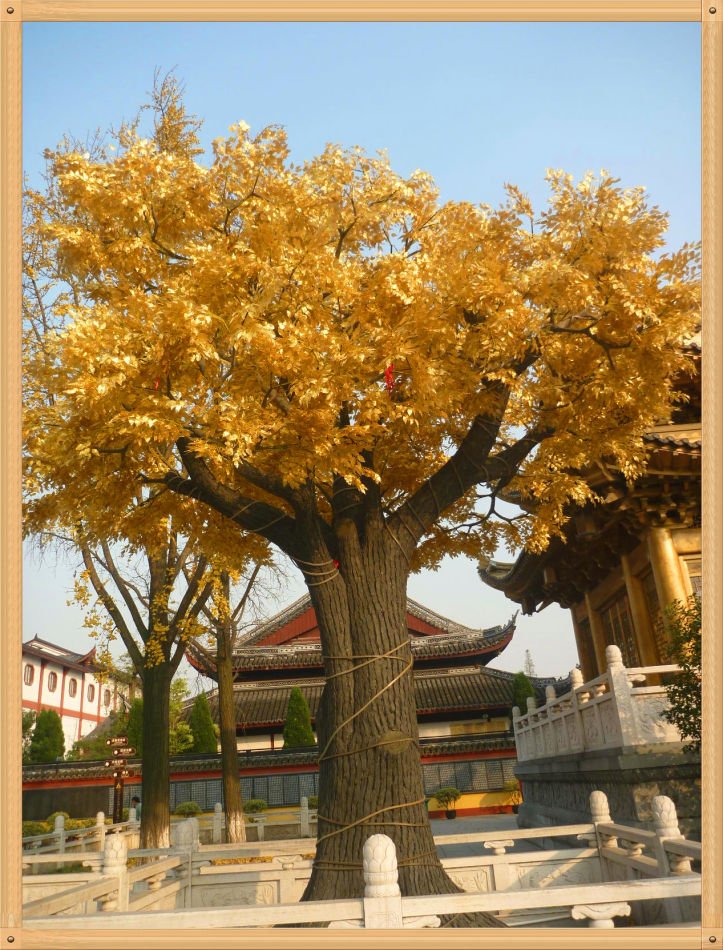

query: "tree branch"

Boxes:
[80, 546, 145, 674]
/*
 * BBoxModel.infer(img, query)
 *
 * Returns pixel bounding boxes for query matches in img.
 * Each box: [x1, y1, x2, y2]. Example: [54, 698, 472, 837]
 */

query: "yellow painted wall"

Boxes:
[428, 789, 520, 811]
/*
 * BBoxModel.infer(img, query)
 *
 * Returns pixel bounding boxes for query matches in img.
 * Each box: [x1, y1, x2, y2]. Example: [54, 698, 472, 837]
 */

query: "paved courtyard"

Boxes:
[431, 813, 543, 857]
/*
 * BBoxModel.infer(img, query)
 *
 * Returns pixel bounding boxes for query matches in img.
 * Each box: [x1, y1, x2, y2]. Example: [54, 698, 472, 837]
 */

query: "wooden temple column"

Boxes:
[584, 592, 608, 677]
[570, 607, 597, 682]
[647, 525, 690, 657]
[620, 554, 660, 667]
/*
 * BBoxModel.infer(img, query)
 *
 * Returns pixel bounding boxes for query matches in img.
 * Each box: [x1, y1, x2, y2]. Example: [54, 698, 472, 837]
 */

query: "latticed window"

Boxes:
[47, 671, 57, 692]
[68, 678, 77, 697]
[23, 664, 34, 686]
[600, 591, 640, 667]
[684, 558, 702, 598]
[641, 569, 666, 659]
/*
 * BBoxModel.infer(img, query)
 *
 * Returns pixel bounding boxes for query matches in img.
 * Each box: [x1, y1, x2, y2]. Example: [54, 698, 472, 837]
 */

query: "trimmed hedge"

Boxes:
[244, 798, 267, 814]
[174, 800, 202, 816]
[23, 821, 51, 838]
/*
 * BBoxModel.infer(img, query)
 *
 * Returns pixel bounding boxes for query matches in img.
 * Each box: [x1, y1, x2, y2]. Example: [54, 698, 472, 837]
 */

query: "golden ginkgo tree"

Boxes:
[23, 77, 699, 920]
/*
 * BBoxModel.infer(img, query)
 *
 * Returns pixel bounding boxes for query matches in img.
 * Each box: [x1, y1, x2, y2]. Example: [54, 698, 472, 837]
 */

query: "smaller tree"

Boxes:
[27, 708, 65, 763]
[189, 692, 218, 753]
[168, 677, 194, 755]
[282, 687, 316, 748]
[127, 699, 144, 756]
[512, 671, 536, 718]
[661, 596, 701, 753]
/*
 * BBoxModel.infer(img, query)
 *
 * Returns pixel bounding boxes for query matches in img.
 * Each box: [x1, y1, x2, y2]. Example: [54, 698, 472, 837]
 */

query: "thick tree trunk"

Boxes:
[217, 638, 246, 843]
[299, 513, 504, 928]
[140, 662, 172, 849]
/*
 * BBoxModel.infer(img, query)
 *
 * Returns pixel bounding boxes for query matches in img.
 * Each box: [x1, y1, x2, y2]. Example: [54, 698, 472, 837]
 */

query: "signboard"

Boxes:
[105, 737, 133, 823]
[105, 735, 128, 747]
[113, 746, 136, 757]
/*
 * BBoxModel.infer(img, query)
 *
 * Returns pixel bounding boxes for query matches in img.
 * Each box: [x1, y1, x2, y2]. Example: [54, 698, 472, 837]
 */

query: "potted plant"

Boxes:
[503, 779, 522, 813]
[434, 787, 461, 819]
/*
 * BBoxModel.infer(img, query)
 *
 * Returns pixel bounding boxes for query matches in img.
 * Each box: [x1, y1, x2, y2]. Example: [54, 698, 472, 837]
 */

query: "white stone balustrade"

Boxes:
[513, 649, 685, 762]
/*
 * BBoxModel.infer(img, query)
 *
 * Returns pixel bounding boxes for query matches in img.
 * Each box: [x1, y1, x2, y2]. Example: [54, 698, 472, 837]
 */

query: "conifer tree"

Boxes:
[283, 686, 316, 748]
[27, 708, 65, 763]
[189, 692, 218, 753]
[512, 671, 536, 716]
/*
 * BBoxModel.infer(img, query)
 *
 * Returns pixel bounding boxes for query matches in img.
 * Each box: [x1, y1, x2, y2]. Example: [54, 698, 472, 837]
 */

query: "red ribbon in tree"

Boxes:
[384, 363, 395, 393]
[154, 378, 160, 391]
[333, 559, 340, 569]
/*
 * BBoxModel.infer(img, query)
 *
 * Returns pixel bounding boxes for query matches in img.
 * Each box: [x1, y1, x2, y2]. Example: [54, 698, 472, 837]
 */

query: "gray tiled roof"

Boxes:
[197, 665, 560, 727]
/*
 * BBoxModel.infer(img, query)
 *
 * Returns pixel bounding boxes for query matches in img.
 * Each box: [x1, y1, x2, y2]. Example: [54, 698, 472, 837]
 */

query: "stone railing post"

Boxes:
[570, 667, 587, 700]
[299, 797, 310, 838]
[360, 835, 440, 929]
[254, 816, 267, 841]
[173, 817, 200, 854]
[604, 645, 634, 746]
[101, 832, 129, 911]
[590, 790, 617, 881]
[567, 668, 585, 752]
[54, 814, 66, 853]
[652, 796, 692, 875]
[95, 812, 106, 853]
[651, 795, 689, 923]
[545, 684, 557, 705]
[526, 696, 541, 757]
[212, 803, 224, 844]
[362, 835, 403, 927]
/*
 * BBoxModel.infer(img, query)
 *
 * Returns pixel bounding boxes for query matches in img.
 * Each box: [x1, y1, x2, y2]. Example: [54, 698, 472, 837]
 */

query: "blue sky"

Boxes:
[22, 20, 701, 680]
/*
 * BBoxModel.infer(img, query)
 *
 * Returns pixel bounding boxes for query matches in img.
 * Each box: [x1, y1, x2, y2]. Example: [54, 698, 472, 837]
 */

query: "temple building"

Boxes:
[479, 338, 701, 681]
[22, 637, 135, 749]
[186, 595, 568, 815]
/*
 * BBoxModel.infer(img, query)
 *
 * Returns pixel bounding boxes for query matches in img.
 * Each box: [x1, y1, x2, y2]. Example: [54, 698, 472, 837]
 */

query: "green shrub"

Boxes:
[433, 787, 461, 809]
[65, 818, 97, 831]
[244, 798, 267, 814]
[174, 800, 202, 816]
[23, 821, 51, 838]
[661, 596, 701, 753]
[46, 810, 70, 825]
[306, 795, 318, 809]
